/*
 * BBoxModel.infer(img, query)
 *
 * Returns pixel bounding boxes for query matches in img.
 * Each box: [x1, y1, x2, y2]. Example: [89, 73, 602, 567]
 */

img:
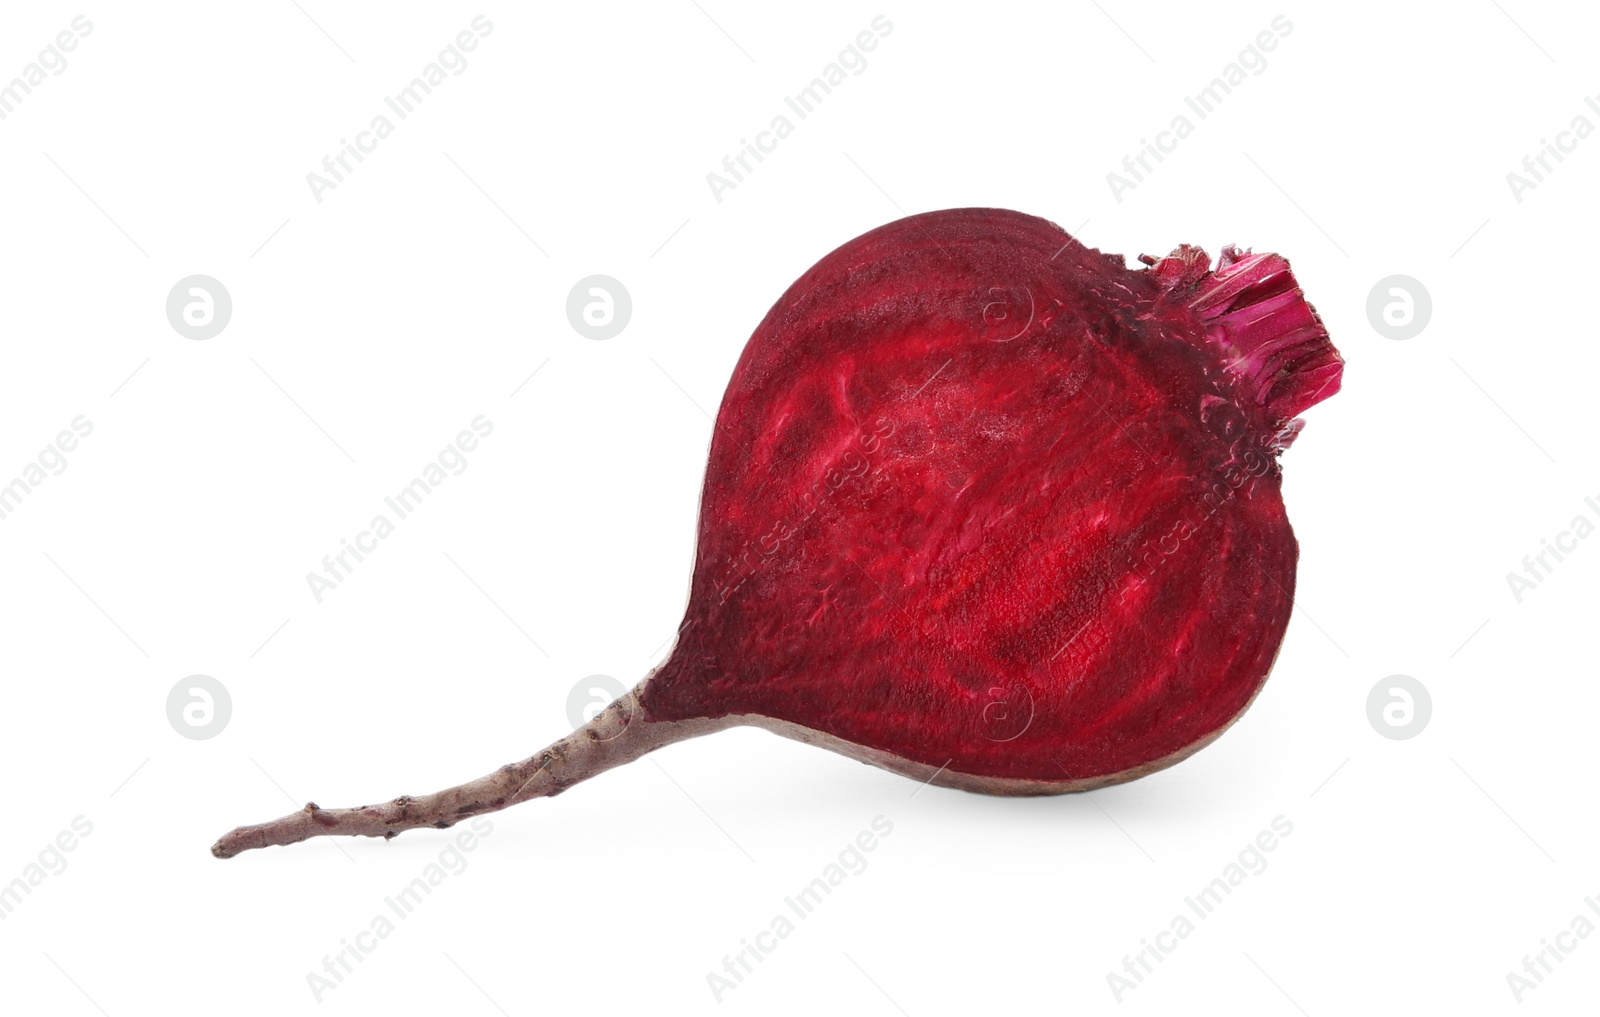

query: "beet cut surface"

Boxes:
[644, 207, 1340, 786]
[213, 208, 1341, 857]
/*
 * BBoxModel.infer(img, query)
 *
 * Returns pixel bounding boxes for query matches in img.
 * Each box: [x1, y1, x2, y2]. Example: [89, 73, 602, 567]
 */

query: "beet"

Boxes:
[213, 208, 1341, 858]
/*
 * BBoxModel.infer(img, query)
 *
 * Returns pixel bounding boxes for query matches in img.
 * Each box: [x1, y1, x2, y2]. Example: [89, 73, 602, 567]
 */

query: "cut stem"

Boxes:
[210, 689, 728, 859]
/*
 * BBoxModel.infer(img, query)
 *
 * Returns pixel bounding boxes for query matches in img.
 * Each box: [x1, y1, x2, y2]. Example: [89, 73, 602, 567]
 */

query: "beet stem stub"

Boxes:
[1167, 243, 1342, 429]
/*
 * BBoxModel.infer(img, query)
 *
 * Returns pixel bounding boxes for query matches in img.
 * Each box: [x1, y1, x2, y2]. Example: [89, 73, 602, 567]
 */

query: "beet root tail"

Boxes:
[210, 689, 727, 858]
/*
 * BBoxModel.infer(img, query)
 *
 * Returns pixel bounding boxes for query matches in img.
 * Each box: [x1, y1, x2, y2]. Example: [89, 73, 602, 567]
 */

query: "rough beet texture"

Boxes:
[642, 208, 1341, 785]
[212, 208, 1341, 858]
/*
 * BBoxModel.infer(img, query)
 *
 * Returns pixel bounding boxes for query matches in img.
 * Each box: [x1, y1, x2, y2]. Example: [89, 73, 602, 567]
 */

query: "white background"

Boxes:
[0, 2, 1595, 1013]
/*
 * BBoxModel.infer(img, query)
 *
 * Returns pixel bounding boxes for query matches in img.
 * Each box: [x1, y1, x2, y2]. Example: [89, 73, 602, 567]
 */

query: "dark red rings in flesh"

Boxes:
[641, 208, 1342, 790]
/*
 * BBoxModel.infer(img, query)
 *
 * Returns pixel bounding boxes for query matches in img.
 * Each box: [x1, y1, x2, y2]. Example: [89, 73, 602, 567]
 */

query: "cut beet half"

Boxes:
[213, 209, 1341, 857]
[641, 211, 1341, 790]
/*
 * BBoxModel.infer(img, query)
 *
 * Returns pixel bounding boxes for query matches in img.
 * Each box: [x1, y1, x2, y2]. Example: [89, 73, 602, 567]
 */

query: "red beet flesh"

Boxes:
[641, 208, 1341, 788]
